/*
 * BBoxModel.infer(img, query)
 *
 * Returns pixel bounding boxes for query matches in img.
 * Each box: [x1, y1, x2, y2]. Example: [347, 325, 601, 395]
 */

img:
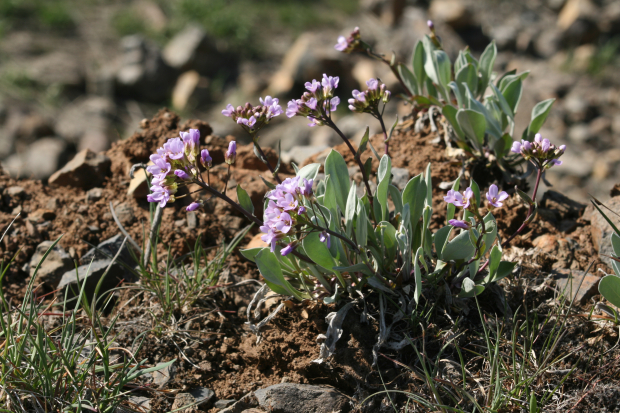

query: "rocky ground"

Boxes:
[0, 0, 619, 202]
[2, 1, 620, 412]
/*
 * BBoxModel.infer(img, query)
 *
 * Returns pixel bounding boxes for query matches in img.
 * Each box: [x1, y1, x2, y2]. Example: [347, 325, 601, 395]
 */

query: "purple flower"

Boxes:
[260, 227, 284, 252]
[366, 78, 379, 90]
[225, 141, 237, 164]
[200, 149, 212, 168]
[186, 202, 200, 212]
[298, 206, 306, 214]
[329, 96, 340, 112]
[549, 159, 562, 167]
[286, 100, 300, 118]
[305, 79, 321, 93]
[300, 178, 313, 196]
[147, 184, 172, 208]
[427, 20, 434, 30]
[486, 185, 509, 208]
[222, 104, 235, 117]
[511, 141, 522, 154]
[321, 74, 339, 97]
[522, 140, 532, 151]
[448, 219, 470, 229]
[281, 244, 295, 256]
[307, 117, 322, 127]
[174, 169, 190, 180]
[444, 187, 473, 209]
[541, 138, 550, 153]
[181, 129, 200, 160]
[163, 137, 185, 160]
[334, 36, 349, 52]
[146, 154, 171, 176]
[237, 116, 256, 128]
[274, 212, 293, 233]
[319, 231, 331, 248]
[277, 192, 298, 211]
[306, 97, 318, 110]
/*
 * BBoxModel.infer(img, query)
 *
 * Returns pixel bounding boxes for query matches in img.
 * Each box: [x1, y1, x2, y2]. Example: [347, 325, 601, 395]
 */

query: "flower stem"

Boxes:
[252, 138, 282, 184]
[375, 110, 390, 156]
[322, 117, 378, 224]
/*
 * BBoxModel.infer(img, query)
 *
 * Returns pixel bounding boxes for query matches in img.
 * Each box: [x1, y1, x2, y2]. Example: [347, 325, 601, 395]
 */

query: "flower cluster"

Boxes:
[146, 128, 221, 210]
[334, 27, 361, 53]
[348, 78, 391, 113]
[445, 184, 509, 229]
[511, 133, 565, 169]
[222, 96, 283, 134]
[286, 74, 341, 127]
[260, 176, 315, 255]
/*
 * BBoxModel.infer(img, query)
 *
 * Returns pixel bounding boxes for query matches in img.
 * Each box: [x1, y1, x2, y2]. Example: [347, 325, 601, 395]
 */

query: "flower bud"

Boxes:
[174, 169, 190, 180]
[186, 201, 201, 212]
[200, 149, 212, 169]
[225, 141, 237, 165]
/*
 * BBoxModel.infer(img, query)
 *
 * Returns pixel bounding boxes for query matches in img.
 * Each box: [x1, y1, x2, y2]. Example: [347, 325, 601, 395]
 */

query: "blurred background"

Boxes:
[0, 0, 618, 202]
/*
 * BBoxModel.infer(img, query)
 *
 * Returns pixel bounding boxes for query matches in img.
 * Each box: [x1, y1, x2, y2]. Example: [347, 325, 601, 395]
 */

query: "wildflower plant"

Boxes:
[334, 24, 557, 170]
[143, 31, 565, 309]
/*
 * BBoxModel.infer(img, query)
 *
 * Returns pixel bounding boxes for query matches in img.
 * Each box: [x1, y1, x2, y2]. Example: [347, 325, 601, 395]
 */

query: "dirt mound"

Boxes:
[0, 109, 284, 297]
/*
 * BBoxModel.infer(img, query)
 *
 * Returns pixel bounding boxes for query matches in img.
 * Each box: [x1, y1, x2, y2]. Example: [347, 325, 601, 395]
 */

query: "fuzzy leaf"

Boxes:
[457, 109, 486, 148]
[599, 275, 620, 308]
[324, 150, 350, 213]
[255, 248, 301, 298]
[523, 98, 555, 141]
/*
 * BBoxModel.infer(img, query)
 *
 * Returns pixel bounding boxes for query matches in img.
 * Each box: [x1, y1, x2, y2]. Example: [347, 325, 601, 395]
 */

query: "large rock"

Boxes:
[584, 196, 620, 266]
[554, 269, 600, 304]
[3, 137, 70, 180]
[56, 260, 128, 305]
[557, 0, 600, 45]
[81, 234, 136, 268]
[55, 96, 114, 151]
[115, 35, 177, 102]
[25, 50, 84, 90]
[49, 149, 111, 189]
[163, 25, 236, 79]
[29, 240, 74, 288]
[254, 384, 350, 413]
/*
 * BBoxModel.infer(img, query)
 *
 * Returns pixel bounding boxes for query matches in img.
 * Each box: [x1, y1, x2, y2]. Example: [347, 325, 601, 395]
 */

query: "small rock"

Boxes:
[245, 233, 265, 250]
[215, 399, 236, 409]
[163, 25, 230, 76]
[49, 149, 111, 189]
[6, 186, 24, 197]
[187, 212, 197, 229]
[127, 165, 150, 199]
[27, 209, 56, 224]
[87, 188, 103, 202]
[29, 240, 74, 288]
[254, 383, 350, 413]
[125, 396, 151, 412]
[153, 362, 177, 389]
[554, 269, 600, 303]
[114, 202, 135, 225]
[172, 70, 208, 110]
[391, 167, 410, 190]
[174, 219, 186, 227]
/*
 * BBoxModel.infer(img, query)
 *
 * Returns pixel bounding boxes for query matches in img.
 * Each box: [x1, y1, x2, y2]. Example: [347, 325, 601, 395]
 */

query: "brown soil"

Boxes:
[2, 109, 617, 412]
